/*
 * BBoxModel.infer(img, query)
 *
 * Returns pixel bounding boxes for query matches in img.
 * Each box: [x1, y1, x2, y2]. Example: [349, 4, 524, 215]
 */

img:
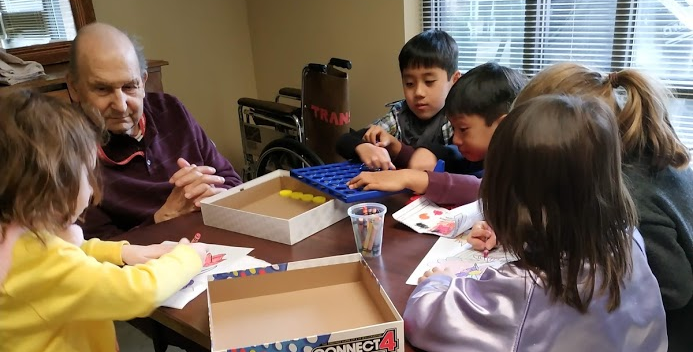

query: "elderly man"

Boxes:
[68, 23, 242, 238]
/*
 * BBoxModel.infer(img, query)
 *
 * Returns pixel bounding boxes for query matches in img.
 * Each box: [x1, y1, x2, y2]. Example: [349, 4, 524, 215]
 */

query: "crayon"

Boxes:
[366, 220, 375, 252]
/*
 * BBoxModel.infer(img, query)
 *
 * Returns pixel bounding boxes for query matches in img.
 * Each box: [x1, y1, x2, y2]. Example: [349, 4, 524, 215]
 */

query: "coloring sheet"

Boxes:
[160, 242, 257, 309]
[392, 197, 483, 238]
[406, 234, 516, 285]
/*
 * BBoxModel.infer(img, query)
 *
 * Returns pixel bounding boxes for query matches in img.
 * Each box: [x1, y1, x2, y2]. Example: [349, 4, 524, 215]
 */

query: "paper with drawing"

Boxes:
[160, 242, 261, 309]
[406, 235, 516, 285]
[392, 197, 483, 238]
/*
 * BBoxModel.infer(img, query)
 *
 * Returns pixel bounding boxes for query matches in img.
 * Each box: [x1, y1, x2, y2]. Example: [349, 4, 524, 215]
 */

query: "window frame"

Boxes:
[3, 0, 94, 65]
[423, 0, 693, 99]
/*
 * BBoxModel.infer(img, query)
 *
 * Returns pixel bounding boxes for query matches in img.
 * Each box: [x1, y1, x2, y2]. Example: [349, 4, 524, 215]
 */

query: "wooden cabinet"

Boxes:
[0, 59, 168, 100]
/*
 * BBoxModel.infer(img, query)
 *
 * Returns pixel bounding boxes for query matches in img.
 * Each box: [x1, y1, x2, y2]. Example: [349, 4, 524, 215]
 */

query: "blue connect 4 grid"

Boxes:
[290, 160, 445, 203]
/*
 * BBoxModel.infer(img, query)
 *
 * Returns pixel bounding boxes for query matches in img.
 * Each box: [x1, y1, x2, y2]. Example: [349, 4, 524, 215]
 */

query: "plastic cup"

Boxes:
[347, 202, 387, 257]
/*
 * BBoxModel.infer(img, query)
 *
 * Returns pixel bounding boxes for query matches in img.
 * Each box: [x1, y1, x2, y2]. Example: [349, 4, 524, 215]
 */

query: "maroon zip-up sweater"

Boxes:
[81, 93, 241, 239]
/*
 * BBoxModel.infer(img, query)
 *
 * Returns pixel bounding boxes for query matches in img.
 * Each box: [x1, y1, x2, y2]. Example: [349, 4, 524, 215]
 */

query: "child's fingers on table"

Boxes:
[485, 236, 497, 250]
[373, 158, 390, 171]
[467, 236, 487, 251]
[347, 173, 364, 186]
[469, 227, 492, 240]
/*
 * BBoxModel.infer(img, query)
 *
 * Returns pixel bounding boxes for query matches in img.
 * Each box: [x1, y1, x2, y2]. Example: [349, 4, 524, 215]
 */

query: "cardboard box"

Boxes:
[207, 253, 404, 352]
[201, 170, 348, 245]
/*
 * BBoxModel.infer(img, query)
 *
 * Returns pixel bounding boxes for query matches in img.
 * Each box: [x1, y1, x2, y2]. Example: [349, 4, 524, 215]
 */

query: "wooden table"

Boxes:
[114, 195, 436, 352]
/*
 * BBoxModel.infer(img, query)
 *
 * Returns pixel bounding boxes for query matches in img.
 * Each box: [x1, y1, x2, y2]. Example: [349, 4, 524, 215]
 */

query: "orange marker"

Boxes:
[191, 232, 202, 243]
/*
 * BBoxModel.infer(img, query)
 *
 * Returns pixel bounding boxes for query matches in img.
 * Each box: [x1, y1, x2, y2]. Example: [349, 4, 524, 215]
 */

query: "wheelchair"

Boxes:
[237, 58, 352, 181]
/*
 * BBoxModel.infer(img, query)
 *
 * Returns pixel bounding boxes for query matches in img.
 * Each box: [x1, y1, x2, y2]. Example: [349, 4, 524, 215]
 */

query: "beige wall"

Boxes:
[92, 0, 257, 169]
[92, 0, 417, 168]
[247, 0, 410, 130]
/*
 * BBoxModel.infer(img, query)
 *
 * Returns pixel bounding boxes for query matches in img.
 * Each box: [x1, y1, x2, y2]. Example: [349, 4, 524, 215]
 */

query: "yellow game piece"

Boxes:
[290, 191, 304, 200]
[279, 189, 293, 197]
[312, 196, 326, 204]
[301, 193, 314, 202]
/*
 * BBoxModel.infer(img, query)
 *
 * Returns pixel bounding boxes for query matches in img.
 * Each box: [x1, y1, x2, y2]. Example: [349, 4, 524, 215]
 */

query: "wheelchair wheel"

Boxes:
[255, 137, 324, 178]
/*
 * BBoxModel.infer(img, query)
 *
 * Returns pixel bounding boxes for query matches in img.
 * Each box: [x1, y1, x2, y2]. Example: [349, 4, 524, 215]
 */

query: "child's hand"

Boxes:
[121, 242, 178, 265]
[348, 169, 429, 194]
[362, 125, 392, 146]
[355, 143, 396, 171]
[408, 148, 438, 171]
[177, 237, 208, 264]
[467, 221, 497, 252]
[363, 125, 402, 156]
[418, 266, 456, 284]
[56, 224, 85, 247]
[348, 170, 406, 191]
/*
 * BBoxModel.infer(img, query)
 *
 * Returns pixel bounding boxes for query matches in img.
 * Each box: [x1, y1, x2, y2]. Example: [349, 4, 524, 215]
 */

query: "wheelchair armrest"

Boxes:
[277, 87, 301, 100]
[238, 97, 299, 116]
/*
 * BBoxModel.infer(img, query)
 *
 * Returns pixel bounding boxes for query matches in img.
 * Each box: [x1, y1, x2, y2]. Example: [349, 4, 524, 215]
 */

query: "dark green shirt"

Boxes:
[623, 160, 693, 352]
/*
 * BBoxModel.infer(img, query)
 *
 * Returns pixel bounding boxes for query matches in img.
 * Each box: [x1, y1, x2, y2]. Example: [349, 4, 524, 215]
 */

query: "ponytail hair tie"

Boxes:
[608, 72, 620, 88]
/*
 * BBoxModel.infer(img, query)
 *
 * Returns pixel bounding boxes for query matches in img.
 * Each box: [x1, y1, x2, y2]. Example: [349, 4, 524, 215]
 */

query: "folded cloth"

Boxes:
[0, 49, 45, 85]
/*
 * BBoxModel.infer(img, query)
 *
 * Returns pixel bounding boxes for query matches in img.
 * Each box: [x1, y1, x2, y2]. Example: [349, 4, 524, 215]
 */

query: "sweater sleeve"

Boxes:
[80, 238, 129, 265]
[176, 98, 242, 188]
[404, 270, 528, 351]
[336, 128, 368, 161]
[5, 236, 202, 323]
[424, 171, 482, 206]
[637, 202, 693, 309]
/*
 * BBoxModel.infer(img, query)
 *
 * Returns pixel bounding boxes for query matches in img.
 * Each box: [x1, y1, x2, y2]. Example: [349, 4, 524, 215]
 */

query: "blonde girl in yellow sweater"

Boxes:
[0, 90, 207, 352]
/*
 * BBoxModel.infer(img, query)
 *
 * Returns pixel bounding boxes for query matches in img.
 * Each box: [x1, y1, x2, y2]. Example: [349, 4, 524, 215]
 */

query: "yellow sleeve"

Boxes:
[80, 238, 129, 265]
[5, 235, 202, 323]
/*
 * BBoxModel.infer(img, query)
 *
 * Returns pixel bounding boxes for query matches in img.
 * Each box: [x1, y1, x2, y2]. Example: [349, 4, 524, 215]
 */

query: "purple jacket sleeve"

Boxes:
[424, 171, 481, 206]
[404, 271, 529, 352]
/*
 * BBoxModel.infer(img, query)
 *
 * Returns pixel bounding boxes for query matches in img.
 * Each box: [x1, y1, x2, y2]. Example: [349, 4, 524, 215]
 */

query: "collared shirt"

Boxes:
[375, 100, 453, 144]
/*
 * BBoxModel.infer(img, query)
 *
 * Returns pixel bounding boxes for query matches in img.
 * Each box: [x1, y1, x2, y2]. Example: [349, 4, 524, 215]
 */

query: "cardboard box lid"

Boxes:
[206, 254, 403, 350]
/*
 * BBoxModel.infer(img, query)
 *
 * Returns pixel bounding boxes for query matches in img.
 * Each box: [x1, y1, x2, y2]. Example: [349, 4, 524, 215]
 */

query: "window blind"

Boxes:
[0, 0, 75, 49]
[423, 0, 693, 148]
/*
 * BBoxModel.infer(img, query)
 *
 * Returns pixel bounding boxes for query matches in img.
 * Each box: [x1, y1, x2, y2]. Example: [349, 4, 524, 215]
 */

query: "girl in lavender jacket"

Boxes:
[404, 95, 668, 352]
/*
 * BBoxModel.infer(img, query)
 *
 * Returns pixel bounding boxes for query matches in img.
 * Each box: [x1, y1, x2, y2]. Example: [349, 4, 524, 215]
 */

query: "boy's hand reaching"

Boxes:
[355, 143, 396, 171]
[348, 170, 407, 192]
[363, 125, 402, 157]
[347, 169, 429, 194]
[467, 221, 497, 252]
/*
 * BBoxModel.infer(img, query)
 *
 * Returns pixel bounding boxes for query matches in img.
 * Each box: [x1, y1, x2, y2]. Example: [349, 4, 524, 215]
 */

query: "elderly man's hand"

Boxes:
[154, 158, 226, 223]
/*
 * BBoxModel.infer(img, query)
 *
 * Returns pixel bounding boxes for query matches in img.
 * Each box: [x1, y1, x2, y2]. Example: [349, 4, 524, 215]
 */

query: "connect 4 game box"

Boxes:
[291, 161, 445, 203]
[207, 253, 404, 352]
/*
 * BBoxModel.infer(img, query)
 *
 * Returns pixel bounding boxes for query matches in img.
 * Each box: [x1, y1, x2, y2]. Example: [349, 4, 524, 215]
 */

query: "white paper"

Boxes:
[405, 235, 516, 285]
[392, 197, 483, 238]
[160, 242, 256, 309]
